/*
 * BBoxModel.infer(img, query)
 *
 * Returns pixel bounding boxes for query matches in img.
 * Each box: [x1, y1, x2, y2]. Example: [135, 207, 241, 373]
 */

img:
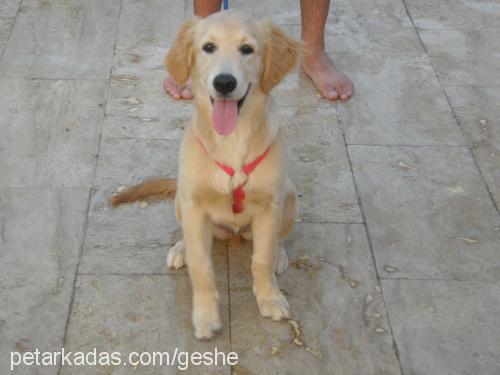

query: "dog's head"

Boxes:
[165, 11, 302, 135]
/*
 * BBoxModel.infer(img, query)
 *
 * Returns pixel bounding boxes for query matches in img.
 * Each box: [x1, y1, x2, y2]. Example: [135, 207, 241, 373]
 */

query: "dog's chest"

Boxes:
[198, 184, 273, 230]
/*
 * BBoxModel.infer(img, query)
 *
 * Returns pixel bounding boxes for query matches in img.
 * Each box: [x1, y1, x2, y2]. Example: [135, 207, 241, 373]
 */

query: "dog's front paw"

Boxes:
[193, 305, 222, 340]
[256, 290, 290, 321]
[167, 240, 185, 269]
[275, 246, 289, 275]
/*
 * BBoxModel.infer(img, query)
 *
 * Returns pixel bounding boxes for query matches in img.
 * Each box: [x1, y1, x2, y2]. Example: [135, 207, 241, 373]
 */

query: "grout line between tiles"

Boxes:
[57, 189, 92, 375]
[57, 1, 124, 373]
[77, 272, 182, 277]
[0, 76, 110, 81]
[225, 239, 233, 374]
[401, 0, 500, 217]
[0, 186, 92, 191]
[336, 110, 405, 375]
[347, 143, 468, 148]
[416, 27, 500, 32]
[380, 276, 500, 283]
[0, 0, 22, 63]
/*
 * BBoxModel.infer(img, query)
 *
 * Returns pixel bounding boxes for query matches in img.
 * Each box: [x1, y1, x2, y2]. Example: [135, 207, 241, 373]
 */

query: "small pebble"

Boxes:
[384, 265, 398, 273]
[392, 160, 414, 171]
[124, 97, 141, 105]
[457, 237, 479, 244]
[446, 186, 464, 194]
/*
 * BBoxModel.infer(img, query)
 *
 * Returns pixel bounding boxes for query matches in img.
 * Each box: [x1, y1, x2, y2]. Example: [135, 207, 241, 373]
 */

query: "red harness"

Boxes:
[198, 139, 270, 214]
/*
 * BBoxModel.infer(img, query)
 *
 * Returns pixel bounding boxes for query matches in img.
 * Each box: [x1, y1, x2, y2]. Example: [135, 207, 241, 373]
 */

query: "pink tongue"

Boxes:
[211, 99, 238, 135]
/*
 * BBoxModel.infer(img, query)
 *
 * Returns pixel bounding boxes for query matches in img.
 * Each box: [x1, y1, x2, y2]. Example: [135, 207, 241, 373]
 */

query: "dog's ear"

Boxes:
[165, 17, 201, 85]
[260, 23, 303, 94]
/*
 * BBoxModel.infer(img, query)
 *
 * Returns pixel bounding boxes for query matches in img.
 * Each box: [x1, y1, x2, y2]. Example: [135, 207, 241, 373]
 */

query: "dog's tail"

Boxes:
[109, 178, 177, 208]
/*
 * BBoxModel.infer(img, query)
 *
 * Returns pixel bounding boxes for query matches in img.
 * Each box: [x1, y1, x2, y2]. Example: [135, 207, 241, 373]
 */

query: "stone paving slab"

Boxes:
[404, 0, 500, 30]
[0, 78, 107, 188]
[0, 16, 14, 58]
[282, 106, 362, 223]
[112, 45, 166, 76]
[185, 0, 300, 25]
[285, 22, 423, 55]
[102, 114, 187, 141]
[78, 189, 178, 275]
[62, 272, 230, 375]
[106, 52, 194, 141]
[0, 0, 20, 18]
[445, 86, 500, 208]
[1, 0, 500, 374]
[108, 70, 193, 119]
[350, 145, 500, 280]
[228, 224, 401, 375]
[116, 0, 185, 51]
[335, 53, 465, 146]
[274, 70, 335, 108]
[383, 279, 500, 375]
[0, 188, 89, 375]
[0, 0, 120, 79]
[94, 138, 179, 190]
[189, 0, 413, 29]
[420, 29, 500, 87]
[332, 0, 413, 31]
[80, 137, 180, 274]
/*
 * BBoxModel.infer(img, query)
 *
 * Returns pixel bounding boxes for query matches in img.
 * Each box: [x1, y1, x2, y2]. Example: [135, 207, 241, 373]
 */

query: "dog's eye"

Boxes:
[202, 42, 216, 53]
[240, 44, 254, 55]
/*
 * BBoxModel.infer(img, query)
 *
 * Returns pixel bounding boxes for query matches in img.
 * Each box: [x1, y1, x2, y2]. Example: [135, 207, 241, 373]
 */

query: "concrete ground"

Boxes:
[0, 0, 499, 374]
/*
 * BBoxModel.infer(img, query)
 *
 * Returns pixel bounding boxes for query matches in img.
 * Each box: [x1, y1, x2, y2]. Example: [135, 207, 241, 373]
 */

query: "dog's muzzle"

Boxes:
[210, 83, 251, 113]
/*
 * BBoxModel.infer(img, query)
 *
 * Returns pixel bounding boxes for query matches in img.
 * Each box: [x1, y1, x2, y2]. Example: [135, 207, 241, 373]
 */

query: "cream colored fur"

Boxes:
[112, 11, 301, 340]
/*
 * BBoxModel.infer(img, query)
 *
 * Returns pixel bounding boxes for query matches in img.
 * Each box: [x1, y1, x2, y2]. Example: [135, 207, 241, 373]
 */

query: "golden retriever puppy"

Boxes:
[112, 11, 301, 339]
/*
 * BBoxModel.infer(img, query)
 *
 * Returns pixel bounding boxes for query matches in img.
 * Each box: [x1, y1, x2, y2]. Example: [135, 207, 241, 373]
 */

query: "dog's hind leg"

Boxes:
[273, 186, 296, 275]
[279, 184, 297, 240]
[167, 240, 185, 269]
[275, 245, 289, 275]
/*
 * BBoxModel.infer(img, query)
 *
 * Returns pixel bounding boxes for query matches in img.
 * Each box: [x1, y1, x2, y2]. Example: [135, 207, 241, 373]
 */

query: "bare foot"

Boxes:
[302, 49, 353, 100]
[163, 77, 193, 100]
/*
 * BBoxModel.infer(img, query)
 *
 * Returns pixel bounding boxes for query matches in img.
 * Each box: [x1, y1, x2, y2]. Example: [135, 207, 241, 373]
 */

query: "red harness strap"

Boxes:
[197, 139, 270, 214]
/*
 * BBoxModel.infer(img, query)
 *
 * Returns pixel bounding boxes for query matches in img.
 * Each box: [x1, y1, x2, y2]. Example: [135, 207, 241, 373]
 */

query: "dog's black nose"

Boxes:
[213, 74, 237, 95]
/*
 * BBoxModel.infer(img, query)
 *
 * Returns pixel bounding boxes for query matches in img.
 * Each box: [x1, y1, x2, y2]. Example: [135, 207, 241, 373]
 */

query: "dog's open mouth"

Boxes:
[210, 84, 251, 136]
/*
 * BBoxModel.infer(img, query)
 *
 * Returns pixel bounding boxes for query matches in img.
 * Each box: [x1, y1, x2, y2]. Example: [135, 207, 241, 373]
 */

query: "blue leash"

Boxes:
[223, 0, 229, 10]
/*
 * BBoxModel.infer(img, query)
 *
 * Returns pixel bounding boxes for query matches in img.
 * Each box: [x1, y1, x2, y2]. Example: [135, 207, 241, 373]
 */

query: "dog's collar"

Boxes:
[197, 138, 270, 214]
